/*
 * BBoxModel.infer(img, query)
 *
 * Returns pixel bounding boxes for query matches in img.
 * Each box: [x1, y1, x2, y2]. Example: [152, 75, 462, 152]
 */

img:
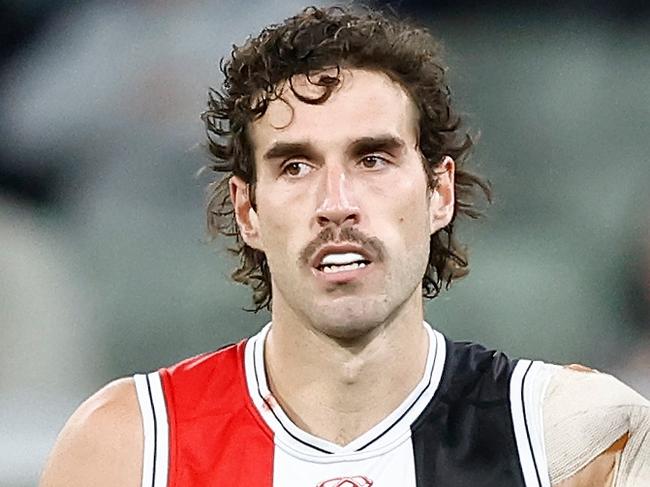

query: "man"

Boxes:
[40, 6, 648, 487]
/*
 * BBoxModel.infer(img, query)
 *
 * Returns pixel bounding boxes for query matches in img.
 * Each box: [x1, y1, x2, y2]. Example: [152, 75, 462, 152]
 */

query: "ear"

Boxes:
[429, 156, 455, 234]
[229, 176, 264, 250]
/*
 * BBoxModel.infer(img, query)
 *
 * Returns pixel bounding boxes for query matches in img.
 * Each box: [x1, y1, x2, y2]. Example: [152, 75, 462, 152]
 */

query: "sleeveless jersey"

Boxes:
[134, 324, 554, 487]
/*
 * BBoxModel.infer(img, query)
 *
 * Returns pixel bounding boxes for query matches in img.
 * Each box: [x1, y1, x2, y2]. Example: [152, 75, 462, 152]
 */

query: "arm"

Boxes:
[554, 434, 626, 487]
[544, 365, 649, 487]
[39, 378, 143, 487]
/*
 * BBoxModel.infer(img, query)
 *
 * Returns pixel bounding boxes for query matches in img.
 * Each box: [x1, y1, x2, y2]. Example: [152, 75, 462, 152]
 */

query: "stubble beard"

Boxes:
[306, 294, 394, 341]
[272, 226, 430, 343]
[289, 267, 424, 344]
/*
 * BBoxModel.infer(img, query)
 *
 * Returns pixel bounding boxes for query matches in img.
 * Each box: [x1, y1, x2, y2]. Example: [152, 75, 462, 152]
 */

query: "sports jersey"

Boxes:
[134, 324, 554, 487]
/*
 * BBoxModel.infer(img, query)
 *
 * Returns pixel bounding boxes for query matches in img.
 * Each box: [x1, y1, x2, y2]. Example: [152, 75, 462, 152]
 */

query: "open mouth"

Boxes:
[315, 251, 372, 274]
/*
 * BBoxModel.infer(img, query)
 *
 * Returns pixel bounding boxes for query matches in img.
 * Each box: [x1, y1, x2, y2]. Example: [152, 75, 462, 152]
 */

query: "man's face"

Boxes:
[232, 68, 454, 338]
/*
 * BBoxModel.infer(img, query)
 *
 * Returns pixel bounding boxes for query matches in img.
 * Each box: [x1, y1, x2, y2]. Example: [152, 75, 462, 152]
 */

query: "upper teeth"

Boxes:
[320, 252, 366, 266]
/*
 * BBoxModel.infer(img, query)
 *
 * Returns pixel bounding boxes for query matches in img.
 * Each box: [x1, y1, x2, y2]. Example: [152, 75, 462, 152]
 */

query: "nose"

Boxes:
[315, 164, 361, 227]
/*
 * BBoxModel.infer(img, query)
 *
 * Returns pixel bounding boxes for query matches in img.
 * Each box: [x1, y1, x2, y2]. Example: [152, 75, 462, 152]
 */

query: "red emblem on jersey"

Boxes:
[316, 476, 373, 487]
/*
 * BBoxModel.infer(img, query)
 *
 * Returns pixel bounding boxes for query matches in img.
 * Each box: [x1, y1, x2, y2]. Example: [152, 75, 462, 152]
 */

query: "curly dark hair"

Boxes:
[202, 5, 491, 312]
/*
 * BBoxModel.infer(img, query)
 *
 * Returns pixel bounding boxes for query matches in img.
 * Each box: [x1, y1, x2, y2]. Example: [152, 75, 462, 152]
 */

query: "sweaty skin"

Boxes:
[39, 376, 629, 487]
[39, 378, 142, 487]
[38, 69, 637, 487]
[231, 69, 453, 445]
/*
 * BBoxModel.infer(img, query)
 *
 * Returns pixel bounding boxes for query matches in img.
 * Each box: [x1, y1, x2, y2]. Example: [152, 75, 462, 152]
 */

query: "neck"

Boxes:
[264, 289, 429, 446]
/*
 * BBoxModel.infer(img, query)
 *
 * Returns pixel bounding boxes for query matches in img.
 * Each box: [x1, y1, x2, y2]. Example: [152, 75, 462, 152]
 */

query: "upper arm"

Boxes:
[553, 435, 626, 487]
[545, 365, 650, 487]
[39, 377, 143, 487]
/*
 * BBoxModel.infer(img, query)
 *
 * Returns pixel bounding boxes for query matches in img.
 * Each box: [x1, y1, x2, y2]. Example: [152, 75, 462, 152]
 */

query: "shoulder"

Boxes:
[446, 339, 513, 371]
[544, 364, 649, 427]
[442, 339, 517, 397]
[543, 365, 650, 486]
[165, 341, 241, 380]
[161, 341, 244, 407]
[39, 377, 142, 487]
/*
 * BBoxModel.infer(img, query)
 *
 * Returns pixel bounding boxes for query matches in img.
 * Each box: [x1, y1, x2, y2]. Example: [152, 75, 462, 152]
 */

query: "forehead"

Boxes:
[248, 68, 420, 156]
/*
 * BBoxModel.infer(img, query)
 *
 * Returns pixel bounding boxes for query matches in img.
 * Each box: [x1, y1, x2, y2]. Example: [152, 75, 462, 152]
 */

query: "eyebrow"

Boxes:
[262, 134, 407, 161]
[263, 142, 316, 161]
[347, 135, 406, 158]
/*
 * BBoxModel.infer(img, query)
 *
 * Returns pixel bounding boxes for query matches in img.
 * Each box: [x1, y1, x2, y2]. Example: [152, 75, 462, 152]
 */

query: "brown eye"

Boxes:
[359, 155, 388, 169]
[282, 161, 312, 177]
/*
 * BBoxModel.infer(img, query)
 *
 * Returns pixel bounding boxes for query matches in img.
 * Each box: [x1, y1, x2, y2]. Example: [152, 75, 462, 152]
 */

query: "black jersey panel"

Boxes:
[411, 339, 526, 487]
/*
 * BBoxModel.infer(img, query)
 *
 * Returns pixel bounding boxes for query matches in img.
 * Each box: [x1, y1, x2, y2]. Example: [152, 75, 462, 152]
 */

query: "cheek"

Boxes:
[400, 197, 433, 260]
[258, 209, 290, 248]
[375, 196, 430, 264]
[255, 195, 307, 258]
[391, 179, 430, 229]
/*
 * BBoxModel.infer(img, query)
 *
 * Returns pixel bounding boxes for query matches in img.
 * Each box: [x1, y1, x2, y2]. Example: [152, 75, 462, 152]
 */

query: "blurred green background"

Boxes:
[1, 1, 649, 485]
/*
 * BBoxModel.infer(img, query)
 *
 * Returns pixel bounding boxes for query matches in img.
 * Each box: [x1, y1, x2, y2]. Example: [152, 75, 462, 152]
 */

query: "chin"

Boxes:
[305, 296, 393, 340]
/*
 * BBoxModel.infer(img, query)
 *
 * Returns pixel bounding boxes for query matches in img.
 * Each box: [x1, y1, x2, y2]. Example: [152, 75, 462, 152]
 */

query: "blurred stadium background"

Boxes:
[1, 0, 649, 485]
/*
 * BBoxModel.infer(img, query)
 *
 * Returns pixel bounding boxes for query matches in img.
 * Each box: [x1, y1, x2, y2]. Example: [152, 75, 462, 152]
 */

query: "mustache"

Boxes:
[299, 226, 386, 265]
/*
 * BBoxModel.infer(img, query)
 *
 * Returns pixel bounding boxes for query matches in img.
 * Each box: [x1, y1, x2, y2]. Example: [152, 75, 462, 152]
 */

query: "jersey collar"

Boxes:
[244, 322, 447, 459]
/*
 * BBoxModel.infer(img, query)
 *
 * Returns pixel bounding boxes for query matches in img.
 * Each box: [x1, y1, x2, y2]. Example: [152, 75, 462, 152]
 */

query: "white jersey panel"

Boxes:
[510, 360, 556, 487]
[272, 435, 417, 487]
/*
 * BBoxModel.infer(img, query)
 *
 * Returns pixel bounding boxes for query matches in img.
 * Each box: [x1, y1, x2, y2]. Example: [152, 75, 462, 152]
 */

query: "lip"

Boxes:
[310, 243, 375, 269]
